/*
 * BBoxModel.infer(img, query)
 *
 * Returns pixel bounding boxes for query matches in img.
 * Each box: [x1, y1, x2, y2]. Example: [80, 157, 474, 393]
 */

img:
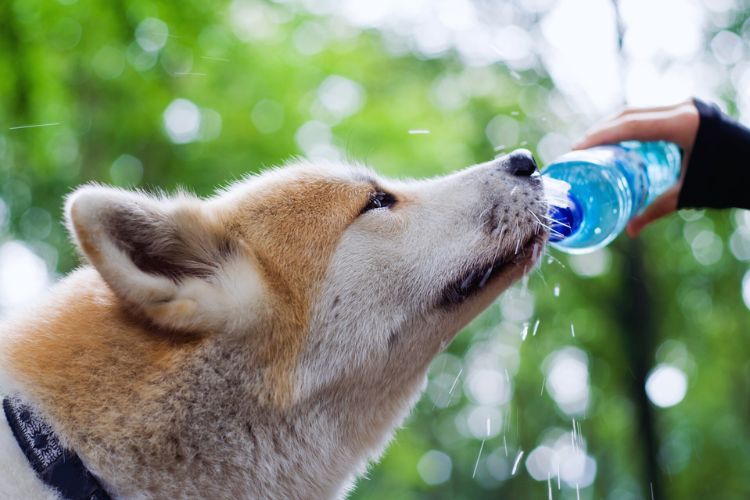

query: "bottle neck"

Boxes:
[547, 192, 582, 242]
[541, 176, 582, 242]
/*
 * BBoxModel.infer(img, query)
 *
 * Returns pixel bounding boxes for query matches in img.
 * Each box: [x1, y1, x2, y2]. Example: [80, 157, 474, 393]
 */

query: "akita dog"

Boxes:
[0, 150, 546, 499]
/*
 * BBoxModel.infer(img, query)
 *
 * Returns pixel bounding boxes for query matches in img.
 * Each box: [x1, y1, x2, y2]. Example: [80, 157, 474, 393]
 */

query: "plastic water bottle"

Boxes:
[542, 141, 682, 254]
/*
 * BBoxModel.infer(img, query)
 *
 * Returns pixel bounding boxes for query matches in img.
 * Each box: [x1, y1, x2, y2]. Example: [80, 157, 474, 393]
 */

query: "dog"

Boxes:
[0, 150, 546, 499]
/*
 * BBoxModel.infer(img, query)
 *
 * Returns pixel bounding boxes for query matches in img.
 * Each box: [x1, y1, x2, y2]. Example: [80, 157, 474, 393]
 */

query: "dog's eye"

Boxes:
[362, 191, 396, 213]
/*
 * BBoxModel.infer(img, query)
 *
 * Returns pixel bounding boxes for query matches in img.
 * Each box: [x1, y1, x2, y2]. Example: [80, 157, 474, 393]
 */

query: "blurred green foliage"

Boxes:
[2, 1, 750, 499]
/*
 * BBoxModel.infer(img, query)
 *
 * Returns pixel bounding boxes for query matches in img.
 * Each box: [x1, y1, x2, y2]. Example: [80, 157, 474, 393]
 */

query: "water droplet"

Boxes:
[472, 440, 485, 479]
[511, 450, 524, 475]
[553, 284, 560, 297]
[532, 319, 540, 336]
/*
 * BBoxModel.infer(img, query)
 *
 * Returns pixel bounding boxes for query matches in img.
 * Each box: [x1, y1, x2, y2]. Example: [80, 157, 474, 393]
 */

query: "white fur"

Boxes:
[0, 325, 59, 500]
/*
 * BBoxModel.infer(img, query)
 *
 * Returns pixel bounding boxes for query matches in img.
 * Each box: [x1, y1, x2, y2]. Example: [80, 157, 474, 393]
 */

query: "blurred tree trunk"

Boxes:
[609, 1, 663, 496]
[612, 239, 662, 499]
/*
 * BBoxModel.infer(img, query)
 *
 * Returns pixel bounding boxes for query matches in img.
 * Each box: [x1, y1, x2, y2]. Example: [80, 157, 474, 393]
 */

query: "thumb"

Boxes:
[626, 184, 681, 237]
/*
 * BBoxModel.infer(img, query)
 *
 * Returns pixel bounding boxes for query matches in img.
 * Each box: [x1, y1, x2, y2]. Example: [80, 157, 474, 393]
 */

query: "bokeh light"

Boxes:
[417, 450, 452, 485]
[0, 241, 49, 311]
[645, 364, 688, 408]
[163, 99, 202, 144]
[135, 18, 169, 53]
[544, 347, 591, 416]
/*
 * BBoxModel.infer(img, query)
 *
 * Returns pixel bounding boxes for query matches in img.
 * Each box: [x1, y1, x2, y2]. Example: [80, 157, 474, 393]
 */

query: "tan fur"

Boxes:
[221, 172, 373, 404]
[8, 269, 200, 443]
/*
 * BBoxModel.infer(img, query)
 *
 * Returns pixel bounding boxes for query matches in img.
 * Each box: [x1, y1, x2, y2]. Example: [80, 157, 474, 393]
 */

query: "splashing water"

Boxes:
[520, 274, 530, 297]
[548, 473, 553, 500]
[571, 323, 576, 337]
[442, 368, 463, 408]
[9, 122, 61, 130]
[200, 55, 229, 62]
[532, 319, 541, 336]
[472, 440, 485, 479]
[511, 450, 524, 475]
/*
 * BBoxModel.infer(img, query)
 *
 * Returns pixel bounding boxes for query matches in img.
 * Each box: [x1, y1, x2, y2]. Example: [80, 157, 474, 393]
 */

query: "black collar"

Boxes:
[3, 396, 112, 500]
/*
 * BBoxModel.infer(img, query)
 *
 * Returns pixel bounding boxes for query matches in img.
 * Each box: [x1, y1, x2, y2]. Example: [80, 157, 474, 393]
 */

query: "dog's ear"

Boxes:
[65, 185, 264, 333]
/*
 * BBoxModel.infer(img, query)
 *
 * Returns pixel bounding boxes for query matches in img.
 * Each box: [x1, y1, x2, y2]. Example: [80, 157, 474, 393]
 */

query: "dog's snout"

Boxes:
[504, 149, 537, 177]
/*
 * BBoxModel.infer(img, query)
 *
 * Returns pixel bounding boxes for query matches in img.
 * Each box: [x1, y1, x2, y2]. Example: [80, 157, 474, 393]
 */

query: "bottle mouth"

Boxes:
[547, 195, 582, 242]
[541, 176, 582, 242]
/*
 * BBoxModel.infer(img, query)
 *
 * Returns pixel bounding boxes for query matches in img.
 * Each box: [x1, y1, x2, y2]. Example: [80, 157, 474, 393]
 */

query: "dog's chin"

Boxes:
[440, 231, 547, 309]
[434, 231, 546, 337]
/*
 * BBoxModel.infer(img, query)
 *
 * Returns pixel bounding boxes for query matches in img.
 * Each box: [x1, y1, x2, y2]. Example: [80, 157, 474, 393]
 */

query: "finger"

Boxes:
[572, 110, 650, 150]
[572, 116, 642, 149]
[593, 103, 687, 129]
[625, 184, 680, 237]
[573, 101, 697, 150]
[573, 112, 684, 150]
[616, 101, 692, 119]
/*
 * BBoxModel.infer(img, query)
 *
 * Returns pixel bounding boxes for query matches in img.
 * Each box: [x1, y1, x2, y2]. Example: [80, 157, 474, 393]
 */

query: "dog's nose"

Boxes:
[505, 148, 537, 177]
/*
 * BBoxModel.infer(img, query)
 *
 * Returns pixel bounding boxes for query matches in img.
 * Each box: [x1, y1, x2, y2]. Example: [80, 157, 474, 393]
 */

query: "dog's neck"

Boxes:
[2, 268, 427, 498]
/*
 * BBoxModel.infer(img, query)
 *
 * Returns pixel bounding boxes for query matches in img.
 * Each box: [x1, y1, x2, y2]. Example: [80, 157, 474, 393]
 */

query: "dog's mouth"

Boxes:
[440, 232, 546, 307]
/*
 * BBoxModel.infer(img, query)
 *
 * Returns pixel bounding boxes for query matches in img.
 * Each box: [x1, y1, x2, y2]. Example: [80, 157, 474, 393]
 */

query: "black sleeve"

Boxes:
[677, 98, 750, 210]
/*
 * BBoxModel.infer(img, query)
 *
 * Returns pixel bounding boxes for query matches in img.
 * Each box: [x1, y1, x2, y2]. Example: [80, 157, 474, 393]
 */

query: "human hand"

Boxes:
[572, 100, 700, 237]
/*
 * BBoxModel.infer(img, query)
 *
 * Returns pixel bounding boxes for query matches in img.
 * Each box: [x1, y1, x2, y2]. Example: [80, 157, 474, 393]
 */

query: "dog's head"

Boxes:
[65, 151, 546, 406]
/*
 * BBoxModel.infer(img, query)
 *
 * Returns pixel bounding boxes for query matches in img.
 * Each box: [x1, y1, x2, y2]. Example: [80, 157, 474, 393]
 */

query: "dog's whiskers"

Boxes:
[540, 212, 570, 229]
[528, 209, 564, 238]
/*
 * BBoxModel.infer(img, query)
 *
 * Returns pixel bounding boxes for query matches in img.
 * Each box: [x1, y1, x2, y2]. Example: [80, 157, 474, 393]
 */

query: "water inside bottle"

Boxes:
[542, 159, 632, 253]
